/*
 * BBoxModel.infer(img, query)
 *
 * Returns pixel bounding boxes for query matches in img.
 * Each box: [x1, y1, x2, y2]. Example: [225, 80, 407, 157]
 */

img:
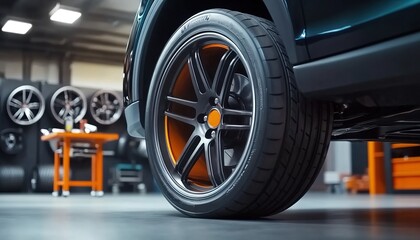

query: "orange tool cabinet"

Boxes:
[368, 142, 420, 194]
[391, 144, 420, 190]
[41, 132, 119, 197]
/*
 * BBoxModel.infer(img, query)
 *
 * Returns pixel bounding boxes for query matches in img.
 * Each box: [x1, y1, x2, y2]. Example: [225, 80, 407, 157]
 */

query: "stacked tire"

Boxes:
[0, 166, 25, 192]
[31, 165, 67, 192]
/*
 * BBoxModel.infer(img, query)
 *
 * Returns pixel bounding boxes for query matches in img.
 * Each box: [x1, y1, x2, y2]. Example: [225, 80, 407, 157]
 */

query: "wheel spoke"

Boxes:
[205, 132, 225, 186]
[104, 93, 110, 103]
[28, 102, 40, 109]
[26, 90, 33, 104]
[13, 109, 23, 118]
[9, 102, 21, 109]
[58, 108, 66, 117]
[70, 97, 81, 106]
[212, 50, 239, 102]
[17, 109, 25, 120]
[167, 96, 197, 109]
[188, 50, 210, 95]
[55, 99, 66, 106]
[175, 135, 203, 182]
[22, 90, 27, 103]
[64, 91, 69, 102]
[222, 108, 252, 131]
[24, 109, 34, 120]
[11, 98, 22, 107]
[99, 96, 104, 105]
[29, 109, 35, 119]
[223, 108, 252, 117]
[221, 124, 251, 131]
[105, 110, 111, 120]
[165, 111, 196, 126]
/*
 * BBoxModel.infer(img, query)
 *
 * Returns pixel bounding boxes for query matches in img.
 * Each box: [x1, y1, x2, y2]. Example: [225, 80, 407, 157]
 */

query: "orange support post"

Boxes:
[62, 138, 71, 196]
[367, 142, 386, 194]
[91, 155, 97, 195]
[53, 151, 60, 196]
[95, 143, 104, 195]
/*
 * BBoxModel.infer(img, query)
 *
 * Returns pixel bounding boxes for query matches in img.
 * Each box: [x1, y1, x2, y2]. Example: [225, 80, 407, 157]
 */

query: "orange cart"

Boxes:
[41, 132, 119, 197]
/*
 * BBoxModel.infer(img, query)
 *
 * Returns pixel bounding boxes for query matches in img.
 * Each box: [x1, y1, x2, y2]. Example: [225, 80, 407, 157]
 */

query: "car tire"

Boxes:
[31, 165, 66, 192]
[0, 165, 25, 192]
[145, 9, 332, 218]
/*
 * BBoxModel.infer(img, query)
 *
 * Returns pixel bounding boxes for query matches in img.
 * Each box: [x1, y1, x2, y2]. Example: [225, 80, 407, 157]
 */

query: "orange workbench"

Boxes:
[41, 132, 119, 197]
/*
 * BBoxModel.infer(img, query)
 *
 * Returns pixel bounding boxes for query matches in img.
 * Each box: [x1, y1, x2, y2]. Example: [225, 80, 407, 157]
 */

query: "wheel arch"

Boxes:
[130, 0, 304, 127]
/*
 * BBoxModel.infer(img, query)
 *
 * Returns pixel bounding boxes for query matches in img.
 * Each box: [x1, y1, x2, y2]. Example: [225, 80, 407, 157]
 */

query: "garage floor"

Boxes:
[1, 193, 419, 240]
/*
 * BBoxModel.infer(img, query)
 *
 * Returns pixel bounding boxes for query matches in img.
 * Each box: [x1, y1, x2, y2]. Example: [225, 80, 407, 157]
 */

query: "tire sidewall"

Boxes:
[146, 10, 271, 216]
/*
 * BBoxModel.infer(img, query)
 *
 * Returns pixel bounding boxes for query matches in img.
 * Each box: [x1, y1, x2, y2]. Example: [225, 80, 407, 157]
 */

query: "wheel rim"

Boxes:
[50, 86, 87, 124]
[90, 90, 123, 125]
[5, 133, 17, 150]
[154, 33, 255, 193]
[6, 85, 45, 126]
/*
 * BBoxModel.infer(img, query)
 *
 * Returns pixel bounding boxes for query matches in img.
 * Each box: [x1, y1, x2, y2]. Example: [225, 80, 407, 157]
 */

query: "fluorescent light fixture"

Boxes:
[50, 5, 81, 24]
[2, 20, 32, 35]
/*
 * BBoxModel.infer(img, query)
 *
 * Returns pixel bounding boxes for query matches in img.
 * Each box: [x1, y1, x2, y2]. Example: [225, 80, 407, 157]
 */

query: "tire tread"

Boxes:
[216, 10, 333, 217]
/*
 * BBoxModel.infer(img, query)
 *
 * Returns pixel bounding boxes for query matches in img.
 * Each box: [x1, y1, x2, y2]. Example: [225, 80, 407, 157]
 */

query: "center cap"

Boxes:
[207, 108, 221, 129]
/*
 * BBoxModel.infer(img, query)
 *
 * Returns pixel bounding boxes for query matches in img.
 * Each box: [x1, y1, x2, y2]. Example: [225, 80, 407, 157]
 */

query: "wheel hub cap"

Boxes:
[207, 108, 221, 129]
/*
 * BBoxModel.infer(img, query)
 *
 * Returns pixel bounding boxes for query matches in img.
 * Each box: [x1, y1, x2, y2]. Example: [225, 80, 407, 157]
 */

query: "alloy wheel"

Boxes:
[6, 85, 45, 126]
[90, 90, 124, 125]
[154, 33, 255, 193]
[50, 86, 87, 124]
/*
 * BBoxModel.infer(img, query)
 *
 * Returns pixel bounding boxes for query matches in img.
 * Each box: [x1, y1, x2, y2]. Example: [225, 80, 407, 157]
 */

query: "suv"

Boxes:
[123, 0, 420, 218]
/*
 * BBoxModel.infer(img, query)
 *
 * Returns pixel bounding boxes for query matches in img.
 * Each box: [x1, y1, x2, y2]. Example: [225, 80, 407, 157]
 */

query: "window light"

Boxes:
[50, 5, 82, 24]
[2, 20, 32, 35]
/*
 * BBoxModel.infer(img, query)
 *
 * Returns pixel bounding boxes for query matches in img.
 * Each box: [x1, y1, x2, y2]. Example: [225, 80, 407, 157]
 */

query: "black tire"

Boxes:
[32, 165, 66, 192]
[0, 165, 25, 192]
[145, 9, 332, 218]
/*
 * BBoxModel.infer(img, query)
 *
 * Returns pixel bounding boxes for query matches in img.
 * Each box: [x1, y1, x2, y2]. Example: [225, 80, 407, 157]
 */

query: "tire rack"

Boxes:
[0, 80, 149, 193]
[0, 80, 133, 193]
[0, 79, 43, 192]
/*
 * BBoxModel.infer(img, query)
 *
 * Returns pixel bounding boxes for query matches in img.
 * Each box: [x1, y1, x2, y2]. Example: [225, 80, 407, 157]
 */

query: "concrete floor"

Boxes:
[1, 193, 420, 240]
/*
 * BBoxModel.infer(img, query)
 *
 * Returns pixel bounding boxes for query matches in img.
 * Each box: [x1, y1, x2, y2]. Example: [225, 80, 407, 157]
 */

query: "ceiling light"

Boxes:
[50, 5, 81, 24]
[2, 20, 32, 35]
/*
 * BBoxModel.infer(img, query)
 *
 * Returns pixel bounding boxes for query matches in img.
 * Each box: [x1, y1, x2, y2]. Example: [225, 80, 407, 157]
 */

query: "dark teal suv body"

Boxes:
[123, 0, 420, 218]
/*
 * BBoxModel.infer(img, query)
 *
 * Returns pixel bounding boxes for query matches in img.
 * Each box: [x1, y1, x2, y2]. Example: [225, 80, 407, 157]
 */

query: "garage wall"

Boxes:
[0, 51, 23, 80]
[0, 51, 60, 83]
[311, 142, 352, 191]
[322, 141, 352, 175]
[332, 141, 352, 175]
[0, 51, 123, 91]
[70, 61, 122, 91]
[31, 59, 60, 84]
